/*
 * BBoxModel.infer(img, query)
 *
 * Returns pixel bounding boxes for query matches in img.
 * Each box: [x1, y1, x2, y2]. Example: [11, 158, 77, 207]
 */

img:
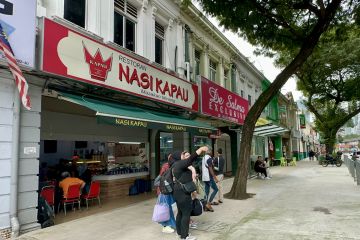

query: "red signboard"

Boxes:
[39, 18, 199, 112]
[200, 77, 248, 124]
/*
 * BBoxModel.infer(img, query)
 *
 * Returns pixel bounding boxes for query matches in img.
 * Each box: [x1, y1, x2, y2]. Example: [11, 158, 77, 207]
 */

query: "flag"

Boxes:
[0, 23, 31, 110]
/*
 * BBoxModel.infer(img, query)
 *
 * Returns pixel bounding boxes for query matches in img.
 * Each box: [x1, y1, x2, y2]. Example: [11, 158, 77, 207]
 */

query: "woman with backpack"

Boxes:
[172, 146, 209, 240]
[156, 153, 176, 233]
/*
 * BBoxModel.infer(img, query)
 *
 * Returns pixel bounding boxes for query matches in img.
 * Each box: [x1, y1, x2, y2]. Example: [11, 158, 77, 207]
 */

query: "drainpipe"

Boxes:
[10, 87, 21, 237]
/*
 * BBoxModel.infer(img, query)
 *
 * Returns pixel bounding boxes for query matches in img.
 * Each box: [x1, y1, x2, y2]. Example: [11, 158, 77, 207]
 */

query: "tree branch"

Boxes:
[306, 94, 325, 122]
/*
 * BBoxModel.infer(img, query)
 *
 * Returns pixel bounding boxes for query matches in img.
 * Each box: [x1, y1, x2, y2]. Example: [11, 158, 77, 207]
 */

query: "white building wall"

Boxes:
[0, 72, 13, 230]
[0, 70, 41, 232]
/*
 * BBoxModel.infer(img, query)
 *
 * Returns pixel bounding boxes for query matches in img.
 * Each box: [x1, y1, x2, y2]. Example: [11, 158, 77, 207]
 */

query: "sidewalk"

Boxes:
[18, 161, 360, 240]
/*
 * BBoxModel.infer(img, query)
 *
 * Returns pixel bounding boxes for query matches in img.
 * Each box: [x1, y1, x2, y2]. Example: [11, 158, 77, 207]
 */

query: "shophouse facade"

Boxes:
[0, 0, 267, 236]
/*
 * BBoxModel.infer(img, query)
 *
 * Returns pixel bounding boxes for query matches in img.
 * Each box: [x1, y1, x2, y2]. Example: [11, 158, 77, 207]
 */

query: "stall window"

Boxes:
[209, 59, 217, 81]
[248, 95, 252, 106]
[159, 132, 173, 167]
[155, 22, 164, 65]
[64, 0, 86, 28]
[114, 0, 137, 52]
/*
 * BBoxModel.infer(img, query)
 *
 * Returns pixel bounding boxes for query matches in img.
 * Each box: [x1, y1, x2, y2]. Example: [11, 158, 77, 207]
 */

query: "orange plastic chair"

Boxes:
[82, 181, 101, 209]
[58, 183, 81, 215]
[40, 186, 55, 213]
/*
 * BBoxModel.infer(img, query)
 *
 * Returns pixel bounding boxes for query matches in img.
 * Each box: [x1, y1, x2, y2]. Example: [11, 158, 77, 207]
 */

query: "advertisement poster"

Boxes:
[40, 18, 199, 112]
[200, 76, 249, 124]
[0, 0, 36, 68]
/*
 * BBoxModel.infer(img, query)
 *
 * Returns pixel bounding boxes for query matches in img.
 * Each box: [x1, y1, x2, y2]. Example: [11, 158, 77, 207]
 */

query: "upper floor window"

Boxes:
[224, 69, 229, 89]
[114, 0, 137, 52]
[240, 90, 244, 98]
[194, 50, 201, 76]
[209, 59, 217, 81]
[64, 0, 86, 28]
[248, 95, 252, 106]
[155, 22, 165, 65]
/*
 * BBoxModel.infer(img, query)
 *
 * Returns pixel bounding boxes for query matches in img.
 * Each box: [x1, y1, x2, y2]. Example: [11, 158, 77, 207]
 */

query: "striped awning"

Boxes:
[253, 124, 289, 137]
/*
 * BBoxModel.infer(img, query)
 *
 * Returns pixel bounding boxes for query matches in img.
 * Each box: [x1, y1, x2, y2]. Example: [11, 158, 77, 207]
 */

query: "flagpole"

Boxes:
[10, 86, 21, 237]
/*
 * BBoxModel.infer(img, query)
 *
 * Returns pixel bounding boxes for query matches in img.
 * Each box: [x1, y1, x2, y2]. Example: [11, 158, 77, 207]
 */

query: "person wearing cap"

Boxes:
[59, 171, 85, 198]
[172, 146, 208, 240]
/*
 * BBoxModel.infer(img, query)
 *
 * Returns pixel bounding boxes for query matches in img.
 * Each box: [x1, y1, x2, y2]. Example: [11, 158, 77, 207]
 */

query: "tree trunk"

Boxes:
[324, 131, 337, 154]
[225, 2, 343, 199]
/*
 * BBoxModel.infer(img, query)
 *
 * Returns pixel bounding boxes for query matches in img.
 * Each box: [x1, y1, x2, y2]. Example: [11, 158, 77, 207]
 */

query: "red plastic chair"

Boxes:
[82, 181, 101, 210]
[40, 186, 55, 213]
[58, 183, 81, 215]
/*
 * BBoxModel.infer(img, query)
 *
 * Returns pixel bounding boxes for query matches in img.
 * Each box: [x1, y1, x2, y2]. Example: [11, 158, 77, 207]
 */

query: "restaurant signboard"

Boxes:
[200, 76, 248, 125]
[39, 18, 199, 112]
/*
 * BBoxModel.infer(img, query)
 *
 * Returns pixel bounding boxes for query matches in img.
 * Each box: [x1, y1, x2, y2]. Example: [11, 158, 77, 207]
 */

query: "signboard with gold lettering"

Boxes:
[97, 116, 214, 135]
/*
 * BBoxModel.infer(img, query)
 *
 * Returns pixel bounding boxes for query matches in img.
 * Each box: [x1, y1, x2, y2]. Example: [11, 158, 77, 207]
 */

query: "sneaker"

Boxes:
[264, 177, 271, 180]
[162, 226, 174, 233]
[181, 236, 197, 240]
[218, 200, 223, 204]
[211, 201, 219, 205]
[189, 222, 198, 229]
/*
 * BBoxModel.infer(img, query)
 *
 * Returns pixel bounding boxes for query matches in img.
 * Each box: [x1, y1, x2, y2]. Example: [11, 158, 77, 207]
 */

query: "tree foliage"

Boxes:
[293, 25, 360, 153]
[190, 0, 359, 199]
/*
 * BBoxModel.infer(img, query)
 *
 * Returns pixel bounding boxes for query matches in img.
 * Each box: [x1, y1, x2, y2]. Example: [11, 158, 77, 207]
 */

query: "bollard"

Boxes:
[356, 160, 360, 186]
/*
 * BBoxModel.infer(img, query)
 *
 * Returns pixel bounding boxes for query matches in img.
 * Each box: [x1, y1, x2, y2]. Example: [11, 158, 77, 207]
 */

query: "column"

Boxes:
[218, 57, 224, 87]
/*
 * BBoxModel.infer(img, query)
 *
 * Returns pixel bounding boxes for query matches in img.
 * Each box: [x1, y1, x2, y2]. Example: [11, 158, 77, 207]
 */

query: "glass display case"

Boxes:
[105, 142, 149, 175]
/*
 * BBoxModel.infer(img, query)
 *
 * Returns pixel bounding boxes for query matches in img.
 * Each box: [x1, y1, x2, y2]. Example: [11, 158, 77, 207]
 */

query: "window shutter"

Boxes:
[209, 60, 216, 69]
[155, 22, 165, 39]
[114, 0, 125, 12]
[126, 2, 137, 19]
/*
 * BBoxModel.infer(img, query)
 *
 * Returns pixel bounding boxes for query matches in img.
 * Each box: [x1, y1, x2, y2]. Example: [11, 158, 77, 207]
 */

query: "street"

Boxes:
[17, 161, 360, 240]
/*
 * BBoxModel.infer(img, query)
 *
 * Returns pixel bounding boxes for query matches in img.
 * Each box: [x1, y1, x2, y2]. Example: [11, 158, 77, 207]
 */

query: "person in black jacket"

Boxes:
[172, 146, 208, 240]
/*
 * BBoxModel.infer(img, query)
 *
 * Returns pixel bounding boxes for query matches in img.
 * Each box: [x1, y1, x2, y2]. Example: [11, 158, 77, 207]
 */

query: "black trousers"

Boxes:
[173, 183, 192, 239]
[255, 167, 267, 177]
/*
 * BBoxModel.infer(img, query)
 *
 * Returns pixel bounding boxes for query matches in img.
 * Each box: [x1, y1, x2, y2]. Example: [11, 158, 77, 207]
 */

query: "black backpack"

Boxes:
[159, 166, 174, 195]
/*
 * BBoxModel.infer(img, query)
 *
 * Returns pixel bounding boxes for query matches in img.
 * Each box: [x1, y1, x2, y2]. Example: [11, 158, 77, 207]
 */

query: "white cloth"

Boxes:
[201, 154, 211, 182]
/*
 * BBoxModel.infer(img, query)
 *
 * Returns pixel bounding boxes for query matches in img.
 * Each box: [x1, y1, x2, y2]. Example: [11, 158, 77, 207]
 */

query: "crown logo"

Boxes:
[83, 42, 113, 81]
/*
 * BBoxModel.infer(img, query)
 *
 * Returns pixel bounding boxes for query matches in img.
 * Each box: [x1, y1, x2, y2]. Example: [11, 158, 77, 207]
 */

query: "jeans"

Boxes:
[204, 178, 218, 203]
[159, 194, 176, 228]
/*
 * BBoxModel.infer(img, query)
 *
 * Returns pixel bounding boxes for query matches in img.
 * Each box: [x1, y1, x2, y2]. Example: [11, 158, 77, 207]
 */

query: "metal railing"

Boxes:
[344, 155, 360, 185]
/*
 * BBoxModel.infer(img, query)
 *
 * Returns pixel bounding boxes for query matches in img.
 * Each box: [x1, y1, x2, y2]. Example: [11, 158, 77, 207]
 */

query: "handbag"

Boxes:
[195, 178, 206, 200]
[172, 169, 197, 194]
[191, 198, 203, 216]
[182, 181, 197, 194]
[152, 195, 170, 222]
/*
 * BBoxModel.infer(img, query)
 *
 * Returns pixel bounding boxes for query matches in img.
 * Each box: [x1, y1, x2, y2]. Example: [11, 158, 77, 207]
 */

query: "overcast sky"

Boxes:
[194, 2, 303, 100]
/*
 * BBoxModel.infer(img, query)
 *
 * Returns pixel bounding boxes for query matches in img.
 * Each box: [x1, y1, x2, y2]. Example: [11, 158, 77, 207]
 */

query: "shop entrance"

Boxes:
[216, 133, 232, 173]
[38, 96, 153, 225]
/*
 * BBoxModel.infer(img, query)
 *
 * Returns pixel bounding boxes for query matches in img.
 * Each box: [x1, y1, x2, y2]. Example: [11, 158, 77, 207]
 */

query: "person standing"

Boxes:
[172, 146, 208, 240]
[156, 154, 176, 233]
[213, 148, 225, 204]
[202, 147, 219, 211]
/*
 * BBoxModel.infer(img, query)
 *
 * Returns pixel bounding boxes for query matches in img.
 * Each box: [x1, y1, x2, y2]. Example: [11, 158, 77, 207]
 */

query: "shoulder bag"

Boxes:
[172, 169, 197, 194]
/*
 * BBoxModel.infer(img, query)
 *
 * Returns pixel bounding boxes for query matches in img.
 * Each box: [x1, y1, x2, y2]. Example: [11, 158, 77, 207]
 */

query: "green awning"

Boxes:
[59, 92, 216, 135]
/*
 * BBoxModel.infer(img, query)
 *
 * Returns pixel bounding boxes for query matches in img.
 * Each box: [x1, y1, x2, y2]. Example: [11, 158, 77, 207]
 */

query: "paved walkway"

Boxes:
[18, 161, 360, 240]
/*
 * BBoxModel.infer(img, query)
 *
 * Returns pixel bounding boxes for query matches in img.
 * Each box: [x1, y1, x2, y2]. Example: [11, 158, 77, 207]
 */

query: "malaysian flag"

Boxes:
[0, 23, 31, 110]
